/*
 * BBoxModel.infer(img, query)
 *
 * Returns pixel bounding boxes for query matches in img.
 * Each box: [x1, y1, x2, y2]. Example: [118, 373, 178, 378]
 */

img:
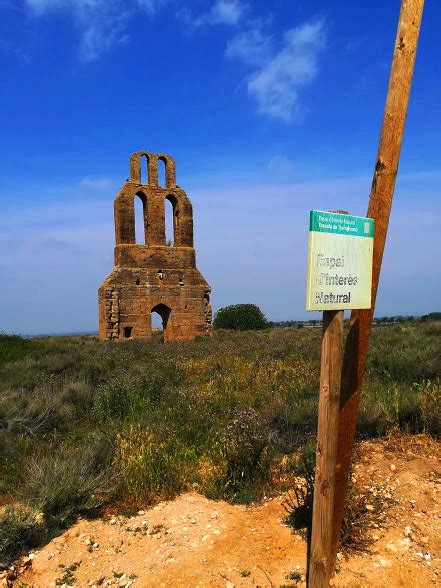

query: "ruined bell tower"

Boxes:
[98, 151, 212, 342]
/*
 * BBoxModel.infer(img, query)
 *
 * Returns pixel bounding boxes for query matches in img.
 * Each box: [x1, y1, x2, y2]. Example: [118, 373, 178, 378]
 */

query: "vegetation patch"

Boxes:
[0, 322, 439, 564]
[213, 304, 269, 331]
[283, 442, 400, 555]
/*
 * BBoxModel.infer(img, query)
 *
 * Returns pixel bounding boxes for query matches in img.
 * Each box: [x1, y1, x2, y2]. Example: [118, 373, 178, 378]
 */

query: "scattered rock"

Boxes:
[11, 438, 441, 588]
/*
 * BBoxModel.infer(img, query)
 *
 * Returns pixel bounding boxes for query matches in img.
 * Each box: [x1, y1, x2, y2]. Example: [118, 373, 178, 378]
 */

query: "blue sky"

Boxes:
[1, 0, 440, 335]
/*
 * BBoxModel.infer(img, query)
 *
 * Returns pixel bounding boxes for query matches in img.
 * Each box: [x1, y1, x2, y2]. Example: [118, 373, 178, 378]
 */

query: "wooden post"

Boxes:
[329, 0, 425, 573]
[309, 309, 344, 587]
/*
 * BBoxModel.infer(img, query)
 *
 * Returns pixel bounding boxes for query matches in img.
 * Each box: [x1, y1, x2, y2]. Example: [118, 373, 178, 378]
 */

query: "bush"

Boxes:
[209, 408, 271, 501]
[0, 506, 45, 566]
[0, 333, 34, 368]
[213, 304, 268, 331]
[284, 442, 316, 534]
[113, 424, 193, 504]
[21, 438, 112, 527]
[284, 442, 391, 554]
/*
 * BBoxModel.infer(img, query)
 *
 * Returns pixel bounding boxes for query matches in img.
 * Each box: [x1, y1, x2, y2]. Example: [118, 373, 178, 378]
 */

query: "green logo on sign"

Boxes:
[309, 211, 374, 238]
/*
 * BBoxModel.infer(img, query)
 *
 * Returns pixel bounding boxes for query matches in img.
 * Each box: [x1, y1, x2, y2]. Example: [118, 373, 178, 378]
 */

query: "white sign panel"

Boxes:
[306, 210, 374, 311]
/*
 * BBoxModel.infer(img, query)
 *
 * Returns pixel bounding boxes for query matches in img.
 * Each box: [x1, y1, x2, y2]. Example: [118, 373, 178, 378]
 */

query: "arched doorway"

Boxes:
[151, 304, 171, 342]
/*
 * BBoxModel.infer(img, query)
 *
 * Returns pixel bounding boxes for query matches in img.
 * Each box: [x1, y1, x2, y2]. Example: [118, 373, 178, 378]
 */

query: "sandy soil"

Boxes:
[9, 436, 440, 588]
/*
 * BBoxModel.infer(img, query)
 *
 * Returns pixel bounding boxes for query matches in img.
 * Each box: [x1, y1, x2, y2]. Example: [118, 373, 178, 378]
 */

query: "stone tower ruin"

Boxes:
[98, 151, 212, 342]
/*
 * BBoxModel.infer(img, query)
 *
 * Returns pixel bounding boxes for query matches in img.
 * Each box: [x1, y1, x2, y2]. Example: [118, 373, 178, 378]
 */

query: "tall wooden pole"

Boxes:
[309, 310, 344, 587]
[330, 0, 425, 572]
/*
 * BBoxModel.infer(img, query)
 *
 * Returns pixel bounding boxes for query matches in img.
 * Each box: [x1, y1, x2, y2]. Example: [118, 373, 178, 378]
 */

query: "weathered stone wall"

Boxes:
[98, 151, 212, 342]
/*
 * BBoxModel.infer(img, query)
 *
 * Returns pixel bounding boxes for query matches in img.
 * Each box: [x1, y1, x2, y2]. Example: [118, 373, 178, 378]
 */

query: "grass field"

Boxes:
[0, 322, 439, 563]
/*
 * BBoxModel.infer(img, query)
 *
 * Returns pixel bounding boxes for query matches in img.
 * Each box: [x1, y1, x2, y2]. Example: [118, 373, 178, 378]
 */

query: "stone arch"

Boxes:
[165, 196, 175, 246]
[135, 191, 148, 244]
[165, 189, 193, 247]
[157, 154, 176, 188]
[151, 303, 171, 341]
[157, 157, 166, 188]
[165, 194, 179, 246]
[140, 154, 149, 184]
[114, 185, 150, 245]
[130, 151, 157, 186]
[129, 151, 176, 188]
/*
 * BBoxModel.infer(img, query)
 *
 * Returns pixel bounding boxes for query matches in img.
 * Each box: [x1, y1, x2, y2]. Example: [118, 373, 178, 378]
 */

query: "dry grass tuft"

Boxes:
[381, 427, 440, 455]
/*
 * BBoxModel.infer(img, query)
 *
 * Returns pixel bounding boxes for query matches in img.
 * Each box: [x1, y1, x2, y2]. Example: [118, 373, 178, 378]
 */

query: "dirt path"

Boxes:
[11, 437, 440, 588]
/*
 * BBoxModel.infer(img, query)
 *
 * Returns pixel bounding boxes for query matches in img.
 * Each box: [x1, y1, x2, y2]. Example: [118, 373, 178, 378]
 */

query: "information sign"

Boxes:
[306, 210, 374, 311]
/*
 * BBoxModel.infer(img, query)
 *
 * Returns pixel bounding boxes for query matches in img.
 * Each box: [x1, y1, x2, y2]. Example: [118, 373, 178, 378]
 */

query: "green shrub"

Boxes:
[209, 408, 272, 502]
[0, 506, 46, 566]
[213, 304, 268, 331]
[284, 442, 388, 554]
[420, 312, 441, 322]
[284, 442, 316, 533]
[0, 333, 34, 368]
[417, 379, 441, 434]
[21, 437, 112, 527]
[113, 424, 194, 504]
[366, 323, 441, 382]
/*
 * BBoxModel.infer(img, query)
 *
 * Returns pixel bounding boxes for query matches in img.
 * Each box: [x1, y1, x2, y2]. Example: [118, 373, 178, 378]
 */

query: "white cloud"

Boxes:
[134, 0, 165, 15]
[228, 20, 326, 122]
[25, 0, 166, 60]
[207, 0, 247, 26]
[25, 0, 65, 14]
[226, 26, 272, 66]
[247, 21, 326, 122]
[181, 0, 248, 29]
[24, 1, 325, 120]
[177, 4, 326, 122]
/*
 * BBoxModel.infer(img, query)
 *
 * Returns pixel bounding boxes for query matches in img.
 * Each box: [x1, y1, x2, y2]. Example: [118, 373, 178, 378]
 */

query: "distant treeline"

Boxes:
[420, 312, 441, 322]
[268, 312, 441, 329]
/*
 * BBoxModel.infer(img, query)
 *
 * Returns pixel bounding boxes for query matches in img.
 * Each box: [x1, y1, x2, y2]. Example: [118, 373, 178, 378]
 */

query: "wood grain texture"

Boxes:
[330, 0, 425, 574]
[309, 309, 344, 587]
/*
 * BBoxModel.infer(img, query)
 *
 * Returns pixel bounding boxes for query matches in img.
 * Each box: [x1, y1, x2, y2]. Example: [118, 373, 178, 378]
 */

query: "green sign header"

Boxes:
[309, 210, 374, 238]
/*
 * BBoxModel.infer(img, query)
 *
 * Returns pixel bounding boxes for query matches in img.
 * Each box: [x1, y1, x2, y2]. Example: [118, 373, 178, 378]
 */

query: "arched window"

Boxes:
[140, 154, 149, 184]
[135, 192, 147, 244]
[165, 197, 174, 246]
[158, 157, 166, 188]
[165, 195, 179, 246]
